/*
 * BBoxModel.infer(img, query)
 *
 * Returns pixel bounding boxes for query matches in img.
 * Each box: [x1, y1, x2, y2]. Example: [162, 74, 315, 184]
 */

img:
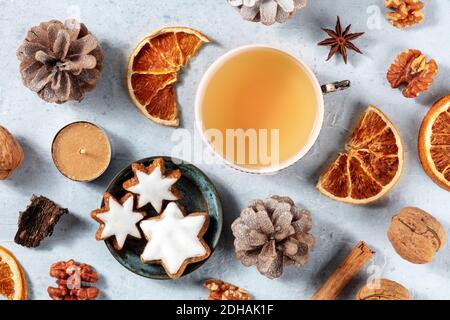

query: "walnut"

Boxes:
[48, 260, 99, 300]
[388, 207, 446, 264]
[387, 49, 438, 98]
[357, 279, 410, 300]
[0, 126, 24, 180]
[204, 279, 251, 300]
[385, 0, 424, 29]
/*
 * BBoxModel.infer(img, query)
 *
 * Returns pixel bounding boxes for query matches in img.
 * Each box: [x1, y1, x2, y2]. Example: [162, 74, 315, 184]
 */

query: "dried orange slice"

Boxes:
[318, 106, 404, 204]
[127, 27, 210, 127]
[418, 95, 450, 191]
[0, 246, 27, 300]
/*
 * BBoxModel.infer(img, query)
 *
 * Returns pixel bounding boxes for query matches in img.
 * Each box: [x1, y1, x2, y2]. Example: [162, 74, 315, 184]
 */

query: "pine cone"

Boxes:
[227, 0, 307, 25]
[232, 196, 315, 279]
[17, 19, 104, 104]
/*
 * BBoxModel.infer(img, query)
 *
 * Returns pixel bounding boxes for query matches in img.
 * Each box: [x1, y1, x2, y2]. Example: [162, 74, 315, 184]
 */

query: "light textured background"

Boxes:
[0, 0, 449, 300]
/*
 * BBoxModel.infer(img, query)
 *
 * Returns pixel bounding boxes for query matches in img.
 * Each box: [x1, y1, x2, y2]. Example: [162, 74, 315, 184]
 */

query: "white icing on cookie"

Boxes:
[96, 196, 144, 250]
[140, 202, 208, 275]
[125, 166, 179, 212]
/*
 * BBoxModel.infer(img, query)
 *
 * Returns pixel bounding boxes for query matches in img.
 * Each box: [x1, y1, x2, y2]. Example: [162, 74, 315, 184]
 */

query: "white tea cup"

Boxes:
[195, 45, 349, 174]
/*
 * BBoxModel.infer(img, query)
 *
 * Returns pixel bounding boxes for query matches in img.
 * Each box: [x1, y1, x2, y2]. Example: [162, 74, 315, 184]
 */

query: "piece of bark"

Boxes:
[15, 195, 68, 248]
[311, 241, 375, 300]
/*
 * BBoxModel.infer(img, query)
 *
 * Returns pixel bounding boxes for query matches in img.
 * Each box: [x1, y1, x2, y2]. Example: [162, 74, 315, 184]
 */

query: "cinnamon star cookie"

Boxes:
[140, 202, 211, 279]
[123, 158, 181, 213]
[91, 193, 145, 251]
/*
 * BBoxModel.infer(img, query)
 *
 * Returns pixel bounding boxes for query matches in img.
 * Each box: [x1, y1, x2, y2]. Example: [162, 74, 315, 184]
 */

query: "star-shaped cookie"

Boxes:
[140, 202, 211, 279]
[91, 193, 145, 251]
[123, 158, 181, 213]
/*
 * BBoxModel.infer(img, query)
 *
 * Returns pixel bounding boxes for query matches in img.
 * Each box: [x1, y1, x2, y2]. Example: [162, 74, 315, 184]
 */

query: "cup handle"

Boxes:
[321, 80, 351, 95]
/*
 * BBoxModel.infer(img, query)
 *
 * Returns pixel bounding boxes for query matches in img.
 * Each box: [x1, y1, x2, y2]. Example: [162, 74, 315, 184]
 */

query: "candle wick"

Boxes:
[79, 148, 87, 155]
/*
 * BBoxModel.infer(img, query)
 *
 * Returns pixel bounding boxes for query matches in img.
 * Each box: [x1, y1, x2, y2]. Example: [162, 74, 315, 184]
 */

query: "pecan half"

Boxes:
[48, 260, 99, 300]
[387, 49, 438, 98]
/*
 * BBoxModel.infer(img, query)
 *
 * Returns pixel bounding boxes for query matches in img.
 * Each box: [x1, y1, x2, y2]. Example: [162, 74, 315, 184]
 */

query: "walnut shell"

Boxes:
[357, 279, 410, 300]
[388, 207, 445, 264]
[0, 126, 24, 180]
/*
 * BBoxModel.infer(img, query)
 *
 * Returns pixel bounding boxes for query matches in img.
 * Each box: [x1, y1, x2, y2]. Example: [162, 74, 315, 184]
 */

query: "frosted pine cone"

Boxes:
[17, 19, 104, 104]
[232, 196, 315, 279]
[227, 0, 307, 25]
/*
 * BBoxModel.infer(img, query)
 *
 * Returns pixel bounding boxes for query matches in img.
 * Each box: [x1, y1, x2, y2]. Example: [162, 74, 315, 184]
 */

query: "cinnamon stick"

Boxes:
[311, 241, 375, 300]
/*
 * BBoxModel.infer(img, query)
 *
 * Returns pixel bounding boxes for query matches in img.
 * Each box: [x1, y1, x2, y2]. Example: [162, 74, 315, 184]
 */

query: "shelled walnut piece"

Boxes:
[204, 279, 251, 300]
[0, 126, 24, 180]
[385, 0, 424, 29]
[48, 260, 99, 300]
[387, 49, 438, 98]
[357, 279, 410, 300]
[388, 207, 445, 264]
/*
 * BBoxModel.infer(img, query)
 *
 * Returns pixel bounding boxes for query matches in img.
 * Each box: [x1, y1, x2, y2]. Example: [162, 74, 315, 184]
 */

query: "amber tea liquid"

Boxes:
[199, 47, 320, 171]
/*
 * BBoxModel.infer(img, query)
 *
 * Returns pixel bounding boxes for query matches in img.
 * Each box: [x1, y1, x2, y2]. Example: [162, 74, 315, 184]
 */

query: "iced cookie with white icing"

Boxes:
[91, 193, 145, 251]
[140, 202, 211, 279]
[123, 158, 181, 213]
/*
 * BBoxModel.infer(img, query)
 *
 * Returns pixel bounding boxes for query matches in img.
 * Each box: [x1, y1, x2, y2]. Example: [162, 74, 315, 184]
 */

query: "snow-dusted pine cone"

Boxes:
[232, 196, 315, 279]
[17, 19, 104, 104]
[227, 0, 307, 25]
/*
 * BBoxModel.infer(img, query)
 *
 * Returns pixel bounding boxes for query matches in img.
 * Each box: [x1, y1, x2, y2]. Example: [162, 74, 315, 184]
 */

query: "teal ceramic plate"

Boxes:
[103, 156, 223, 280]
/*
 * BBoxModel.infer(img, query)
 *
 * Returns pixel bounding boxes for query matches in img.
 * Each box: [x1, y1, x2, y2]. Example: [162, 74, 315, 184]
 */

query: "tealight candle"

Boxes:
[52, 122, 111, 182]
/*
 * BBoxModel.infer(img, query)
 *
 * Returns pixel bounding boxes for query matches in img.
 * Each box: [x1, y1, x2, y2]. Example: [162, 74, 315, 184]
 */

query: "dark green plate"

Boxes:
[103, 156, 223, 280]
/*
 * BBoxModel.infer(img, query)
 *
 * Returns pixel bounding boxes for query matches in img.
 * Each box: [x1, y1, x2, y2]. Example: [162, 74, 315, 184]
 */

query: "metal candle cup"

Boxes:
[51, 122, 112, 182]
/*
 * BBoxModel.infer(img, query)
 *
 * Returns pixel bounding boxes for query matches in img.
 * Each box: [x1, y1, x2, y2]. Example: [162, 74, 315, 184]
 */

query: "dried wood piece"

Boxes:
[14, 195, 68, 248]
[311, 241, 375, 300]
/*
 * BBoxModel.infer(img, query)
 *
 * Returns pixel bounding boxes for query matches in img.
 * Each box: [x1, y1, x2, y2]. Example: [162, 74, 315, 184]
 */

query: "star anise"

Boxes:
[318, 16, 364, 64]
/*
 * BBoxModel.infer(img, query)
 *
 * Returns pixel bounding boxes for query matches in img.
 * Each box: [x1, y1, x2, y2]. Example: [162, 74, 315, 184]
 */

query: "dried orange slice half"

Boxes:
[0, 246, 27, 300]
[318, 106, 404, 204]
[419, 95, 450, 191]
[127, 27, 210, 127]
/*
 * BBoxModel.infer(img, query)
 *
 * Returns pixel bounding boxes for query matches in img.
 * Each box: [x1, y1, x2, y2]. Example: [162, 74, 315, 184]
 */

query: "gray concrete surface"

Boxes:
[0, 0, 449, 300]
